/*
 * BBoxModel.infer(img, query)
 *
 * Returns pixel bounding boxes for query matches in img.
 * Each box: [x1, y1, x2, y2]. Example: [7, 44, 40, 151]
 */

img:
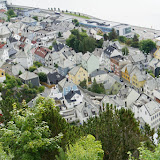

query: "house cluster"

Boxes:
[1, 4, 160, 129]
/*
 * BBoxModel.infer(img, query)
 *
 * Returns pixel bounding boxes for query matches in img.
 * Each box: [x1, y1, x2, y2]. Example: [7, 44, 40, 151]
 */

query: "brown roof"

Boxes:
[34, 47, 51, 58]
[0, 9, 6, 13]
[20, 36, 26, 42]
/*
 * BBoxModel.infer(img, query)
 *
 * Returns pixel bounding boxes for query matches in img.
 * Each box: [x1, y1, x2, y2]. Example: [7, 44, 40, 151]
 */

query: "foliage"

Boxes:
[75, 22, 79, 27]
[79, 79, 87, 89]
[52, 41, 57, 46]
[66, 135, 104, 160]
[54, 64, 58, 68]
[139, 39, 156, 54]
[18, 70, 22, 75]
[38, 72, 47, 82]
[38, 86, 45, 93]
[96, 39, 104, 48]
[66, 29, 102, 53]
[108, 28, 118, 41]
[118, 36, 127, 43]
[28, 65, 37, 72]
[32, 16, 38, 21]
[72, 19, 78, 24]
[89, 79, 105, 94]
[131, 34, 139, 48]
[0, 100, 62, 160]
[122, 46, 129, 55]
[82, 107, 148, 160]
[103, 33, 108, 41]
[128, 143, 160, 160]
[64, 12, 90, 19]
[125, 39, 132, 46]
[58, 32, 62, 37]
[49, 46, 53, 50]
[33, 61, 42, 68]
[6, 9, 16, 22]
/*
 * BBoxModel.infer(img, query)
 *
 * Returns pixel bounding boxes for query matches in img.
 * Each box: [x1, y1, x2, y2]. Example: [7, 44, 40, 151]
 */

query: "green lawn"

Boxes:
[64, 12, 90, 19]
[106, 82, 122, 95]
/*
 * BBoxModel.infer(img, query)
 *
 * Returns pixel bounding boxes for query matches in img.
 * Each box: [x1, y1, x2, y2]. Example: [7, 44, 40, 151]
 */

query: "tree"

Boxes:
[33, 61, 42, 67]
[28, 66, 37, 72]
[128, 143, 160, 160]
[54, 64, 58, 68]
[82, 107, 147, 160]
[79, 79, 87, 89]
[49, 46, 53, 50]
[96, 39, 104, 48]
[131, 34, 139, 48]
[0, 100, 62, 160]
[38, 86, 45, 93]
[72, 19, 78, 24]
[32, 16, 38, 21]
[118, 36, 126, 43]
[75, 22, 79, 27]
[66, 135, 104, 160]
[108, 28, 118, 41]
[103, 33, 108, 41]
[38, 72, 47, 82]
[6, 9, 16, 18]
[139, 39, 156, 54]
[18, 70, 22, 75]
[52, 40, 57, 46]
[58, 32, 62, 37]
[122, 46, 129, 55]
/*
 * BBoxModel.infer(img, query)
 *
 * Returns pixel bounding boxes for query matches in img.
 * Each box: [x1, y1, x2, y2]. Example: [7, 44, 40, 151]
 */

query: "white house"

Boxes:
[0, 48, 9, 62]
[0, 0, 7, 10]
[49, 85, 62, 100]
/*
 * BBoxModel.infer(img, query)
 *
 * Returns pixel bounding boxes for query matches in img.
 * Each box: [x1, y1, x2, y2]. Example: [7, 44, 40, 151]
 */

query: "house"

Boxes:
[49, 85, 62, 100]
[130, 66, 146, 89]
[58, 78, 78, 96]
[0, 48, 9, 62]
[19, 71, 40, 87]
[90, 69, 107, 83]
[47, 71, 64, 85]
[121, 64, 134, 82]
[68, 66, 88, 86]
[131, 94, 160, 130]
[21, 17, 37, 26]
[103, 45, 122, 71]
[0, 0, 7, 10]
[64, 90, 83, 109]
[148, 58, 160, 77]
[58, 59, 75, 76]
[17, 8, 40, 17]
[0, 25, 11, 43]
[16, 44, 33, 69]
[34, 46, 51, 65]
[75, 101, 99, 124]
[153, 48, 160, 60]
[0, 68, 5, 82]
[110, 55, 131, 76]
[45, 52, 60, 69]
[92, 48, 104, 65]
[82, 52, 99, 74]
[30, 12, 50, 21]
[12, 64, 25, 76]
[128, 51, 148, 70]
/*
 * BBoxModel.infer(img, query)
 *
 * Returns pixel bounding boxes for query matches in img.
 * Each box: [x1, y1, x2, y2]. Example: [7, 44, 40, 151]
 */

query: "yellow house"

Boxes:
[121, 64, 133, 82]
[68, 66, 88, 86]
[130, 67, 146, 88]
[154, 48, 160, 60]
[0, 69, 5, 83]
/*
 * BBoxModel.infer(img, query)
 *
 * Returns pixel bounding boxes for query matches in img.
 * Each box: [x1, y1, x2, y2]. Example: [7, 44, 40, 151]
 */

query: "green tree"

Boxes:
[58, 32, 62, 37]
[96, 39, 104, 48]
[66, 135, 104, 160]
[54, 64, 58, 68]
[75, 22, 79, 27]
[18, 70, 22, 75]
[118, 36, 126, 43]
[7, 9, 16, 17]
[131, 34, 139, 48]
[28, 66, 37, 72]
[38, 72, 47, 82]
[103, 33, 108, 41]
[38, 86, 45, 93]
[33, 61, 42, 67]
[72, 19, 78, 23]
[108, 28, 118, 41]
[139, 39, 156, 54]
[79, 79, 87, 89]
[49, 46, 53, 50]
[32, 16, 38, 21]
[122, 46, 129, 55]
[0, 100, 62, 160]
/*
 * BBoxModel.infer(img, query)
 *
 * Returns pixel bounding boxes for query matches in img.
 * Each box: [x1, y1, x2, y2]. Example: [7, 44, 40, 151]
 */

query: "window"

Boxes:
[1, 72, 3, 76]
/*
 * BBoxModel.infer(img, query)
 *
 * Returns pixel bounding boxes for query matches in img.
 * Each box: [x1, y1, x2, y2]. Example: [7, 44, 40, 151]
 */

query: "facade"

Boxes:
[68, 66, 88, 86]
[82, 52, 99, 74]
[21, 17, 37, 26]
[0, 68, 5, 82]
[0, 0, 7, 10]
[154, 48, 160, 60]
[17, 8, 40, 17]
[121, 64, 134, 82]
[110, 55, 130, 76]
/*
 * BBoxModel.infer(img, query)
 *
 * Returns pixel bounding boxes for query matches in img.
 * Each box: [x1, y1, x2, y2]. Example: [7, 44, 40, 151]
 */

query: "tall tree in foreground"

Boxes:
[82, 106, 147, 160]
[0, 100, 62, 160]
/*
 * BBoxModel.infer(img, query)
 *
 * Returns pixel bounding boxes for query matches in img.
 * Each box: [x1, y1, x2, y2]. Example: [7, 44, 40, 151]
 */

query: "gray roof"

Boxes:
[90, 69, 106, 77]
[12, 64, 25, 76]
[58, 78, 76, 89]
[145, 101, 160, 116]
[19, 71, 38, 80]
[69, 66, 81, 76]
[129, 53, 146, 63]
[65, 90, 81, 103]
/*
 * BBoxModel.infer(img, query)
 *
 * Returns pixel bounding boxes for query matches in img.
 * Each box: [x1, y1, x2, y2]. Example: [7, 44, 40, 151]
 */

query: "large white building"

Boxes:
[0, 0, 7, 10]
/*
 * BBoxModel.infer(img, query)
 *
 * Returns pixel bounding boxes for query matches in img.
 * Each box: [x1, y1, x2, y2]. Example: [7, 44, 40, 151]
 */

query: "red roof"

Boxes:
[31, 40, 36, 44]
[0, 9, 6, 13]
[20, 36, 26, 42]
[0, 43, 5, 49]
[19, 43, 25, 49]
[34, 47, 51, 58]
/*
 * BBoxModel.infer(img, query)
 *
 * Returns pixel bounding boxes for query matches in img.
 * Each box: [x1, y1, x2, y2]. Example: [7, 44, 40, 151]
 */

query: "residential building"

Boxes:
[0, 25, 11, 43]
[82, 52, 99, 74]
[68, 66, 88, 86]
[110, 55, 130, 76]
[21, 17, 37, 26]
[0, 0, 7, 10]
[19, 71, 40, 87]
[121, 64, 134, 82]
[17, 8, 40, 17]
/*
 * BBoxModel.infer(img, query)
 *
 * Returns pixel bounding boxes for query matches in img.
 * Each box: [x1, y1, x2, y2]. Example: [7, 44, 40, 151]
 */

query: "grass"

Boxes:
[64, 12, 90, 19]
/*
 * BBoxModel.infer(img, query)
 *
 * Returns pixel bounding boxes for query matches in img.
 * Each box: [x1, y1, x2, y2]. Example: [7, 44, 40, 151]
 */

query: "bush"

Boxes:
[29, 66, 37, 72]
[33, 61, 42, 67]
[38, 86, 45, 93]
[38, 72, 47, 82]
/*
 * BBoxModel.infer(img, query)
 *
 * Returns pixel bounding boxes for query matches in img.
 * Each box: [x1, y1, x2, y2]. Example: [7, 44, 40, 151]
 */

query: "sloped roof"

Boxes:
[34, 47, 51, 58]
[69, 66, 81, 76]
[19, 71, 38, 80]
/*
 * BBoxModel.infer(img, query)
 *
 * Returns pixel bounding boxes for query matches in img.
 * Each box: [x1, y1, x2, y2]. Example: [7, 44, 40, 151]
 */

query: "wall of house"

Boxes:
[131, 74, 145, 88]
[63, 85, 78, 96]
[0, 69, 5, 83]
[121, 68, 130, 82]
[25, 77, 39, 87]
[34, 54, 45, 65]
[87, 55, 99, 74]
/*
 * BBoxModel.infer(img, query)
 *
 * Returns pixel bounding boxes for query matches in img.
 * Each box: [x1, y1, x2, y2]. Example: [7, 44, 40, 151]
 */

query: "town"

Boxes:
[0, 0, 160, 159]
